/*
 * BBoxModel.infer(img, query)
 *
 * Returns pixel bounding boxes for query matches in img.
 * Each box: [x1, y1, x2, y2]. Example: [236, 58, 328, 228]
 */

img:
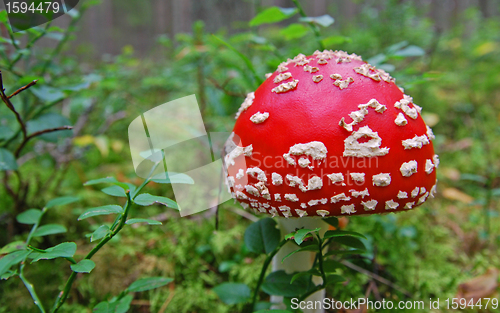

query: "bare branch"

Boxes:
[0, 70, 27, 140]
[8, 80, 38, 99]
[208, 77, 247, 98]
[15, 126, 73, 157]
[341, 260, 413, 298]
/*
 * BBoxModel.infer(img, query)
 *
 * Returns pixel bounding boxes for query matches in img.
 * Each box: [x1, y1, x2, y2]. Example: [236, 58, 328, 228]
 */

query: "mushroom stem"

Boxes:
[270, 217, 329, 313]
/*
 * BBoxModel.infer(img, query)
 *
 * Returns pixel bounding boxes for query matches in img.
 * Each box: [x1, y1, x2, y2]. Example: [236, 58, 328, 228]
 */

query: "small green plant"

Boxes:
[0, 158, 191, 312]
[213, 217, 367, 312]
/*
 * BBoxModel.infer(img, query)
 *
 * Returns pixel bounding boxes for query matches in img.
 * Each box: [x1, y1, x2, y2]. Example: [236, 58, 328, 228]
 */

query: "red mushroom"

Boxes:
[224, 50, 438, 311]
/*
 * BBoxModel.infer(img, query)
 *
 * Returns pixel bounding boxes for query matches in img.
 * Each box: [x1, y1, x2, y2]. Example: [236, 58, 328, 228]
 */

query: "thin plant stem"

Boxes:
[9, 21, 52, 71]
[51, 192, 132, 312]
[297, 234, 327, 302]
[40, 6, 89, 77]
[0, 70, 27, 140]
[291, 0, 325, 51]
[316, 235, 327, 284]
[248, 239, 287, 311]
[51, 163, 160, 312]
[18, 206, 51, 313]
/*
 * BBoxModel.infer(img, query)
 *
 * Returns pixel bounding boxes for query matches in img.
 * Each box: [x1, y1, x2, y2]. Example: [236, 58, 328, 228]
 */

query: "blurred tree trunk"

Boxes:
[478, 0, 490, 18]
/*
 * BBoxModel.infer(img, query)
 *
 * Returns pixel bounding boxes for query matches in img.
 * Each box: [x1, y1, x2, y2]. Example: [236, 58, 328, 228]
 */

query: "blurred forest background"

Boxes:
[0, 0, 499, 312]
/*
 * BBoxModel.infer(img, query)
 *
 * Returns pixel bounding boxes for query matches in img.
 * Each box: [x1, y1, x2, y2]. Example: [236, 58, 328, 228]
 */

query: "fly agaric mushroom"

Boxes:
[224, 50, 438, 311]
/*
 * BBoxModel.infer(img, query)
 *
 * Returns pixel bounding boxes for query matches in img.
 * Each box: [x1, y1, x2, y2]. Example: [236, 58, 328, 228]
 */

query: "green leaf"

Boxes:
[0, 148, 18, 171]
[125, 219, 162, 226]
[212, 35, 263, 86]
[1, 270, 18, 280]
[0, 241, 26, 254]
[244, 218, 280, 254]
[299, 14, 335, 27]
[262, 270, 310, 297]
[324, 230, 366, 240]
[0, 251, 30, 277]
[90, 225, 110, 242]
[133, 193, 178, 209]
[93, 301, 112, 313]
[282, 244, 319, 263]
[322, 260, 343, 273]
[333, 236, 366, 250]
[85, 177, 135, 193]
[101, 186, 127, 197]
[460, 173, 488, 184]
[94, 295, 133, 313]
[32, 224, 67, 237]
[249, 7, 297, 26]
[218, 260, 237, 273]
[254, 310, 292, 313]
[114, 294, 133, 313]
[45, 196, 79, 209]
[127, 277, 173, 292]
[16, 209, 42, 225]
[393, 45, 425, 57]
[45, 32, 64, 41]
[321, 36, 351, 47]
[78, 205, 123, 220]
[213, 282, 251, 305]
[0, 126, 14, 140]
[84, 177, 121, 186]
[290, 268, 321, 284]
[26, 113, 72, 142]
[292, 228, 320, 245]
[324, 249, 366, 257]
[323, 217, 339, 228]
[325, 274, 346, 286]
[71, 259, 95, 273]
[150, 172, 194, 185]
[30, 242, 77, 262]
[279, 23, 309, 40]
[492, 188, 500, 197]
[30, 86, 65, 103]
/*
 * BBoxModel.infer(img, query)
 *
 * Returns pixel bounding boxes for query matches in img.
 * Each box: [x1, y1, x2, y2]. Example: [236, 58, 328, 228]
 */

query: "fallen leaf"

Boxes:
[422, 113, 440, 127]
[442, 188, 474, 204]
[456, 268, 499, 301]
[442, 167, 461, 181]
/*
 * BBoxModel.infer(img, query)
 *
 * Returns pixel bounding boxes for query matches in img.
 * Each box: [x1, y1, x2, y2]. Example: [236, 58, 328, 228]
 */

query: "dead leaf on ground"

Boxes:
[456, 268, 499, 301]
[442, 187, 474, 204]
[442, 167, 461, 181]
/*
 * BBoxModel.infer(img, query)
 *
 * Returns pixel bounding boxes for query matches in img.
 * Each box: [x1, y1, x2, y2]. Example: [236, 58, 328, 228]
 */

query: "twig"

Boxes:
[15, 126, 73, 157]
[227, 207, 259, 222]
[247, 239, 287, 312]
[208, 77, 247, 98]
[0, 70, 27, 140]
[340, 260, 412, 298]
[8, 80, 38, 99]
[97, 111, 127, 134]
[158, 287, 175, 313]
[291, 0, 325, 51]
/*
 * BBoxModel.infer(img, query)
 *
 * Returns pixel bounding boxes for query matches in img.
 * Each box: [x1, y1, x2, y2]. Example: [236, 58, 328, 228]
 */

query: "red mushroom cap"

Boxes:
[225, 50, 438, 218]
